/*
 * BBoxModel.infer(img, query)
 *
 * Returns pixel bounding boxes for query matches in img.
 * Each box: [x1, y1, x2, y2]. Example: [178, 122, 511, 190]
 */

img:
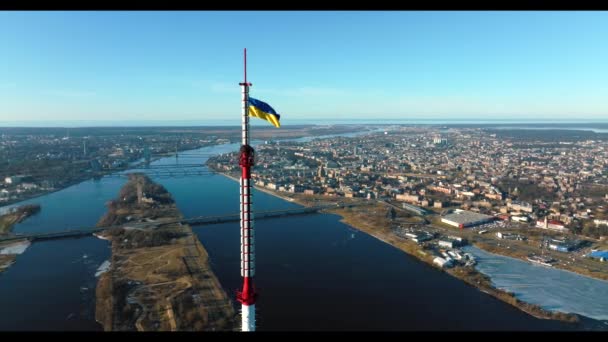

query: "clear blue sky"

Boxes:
[1, 11, 608, 124]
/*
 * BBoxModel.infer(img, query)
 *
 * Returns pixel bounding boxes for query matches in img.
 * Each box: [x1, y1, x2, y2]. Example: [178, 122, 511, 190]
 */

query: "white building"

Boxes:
[511, 216, 529, 223]
[4, 175, 26, 185]
[594, 219, 608, 227]
[441, 210, 494, 229]
[433, 257, 453, 268]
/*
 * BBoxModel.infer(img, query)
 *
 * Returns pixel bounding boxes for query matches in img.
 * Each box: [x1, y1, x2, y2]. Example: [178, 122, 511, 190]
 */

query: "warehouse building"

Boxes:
[441, 210, 494, 229]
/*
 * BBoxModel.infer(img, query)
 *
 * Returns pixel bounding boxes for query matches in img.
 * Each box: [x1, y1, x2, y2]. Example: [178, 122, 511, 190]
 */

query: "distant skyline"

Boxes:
[1, 11, 608, 124]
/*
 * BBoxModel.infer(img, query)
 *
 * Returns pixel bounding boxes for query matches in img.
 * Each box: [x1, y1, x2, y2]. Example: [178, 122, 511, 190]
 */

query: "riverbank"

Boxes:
[473, 239, 608, 282]
[213, 173, 582, 324]
[0, 204, 41, 235]
[0, 125, 370, 209]
[94, 173, 237, 331]
[0, 239, 31, 274]
[321, 201, 582, 323]
[0, 205, 39, 274]
[218, 172, 296, 203]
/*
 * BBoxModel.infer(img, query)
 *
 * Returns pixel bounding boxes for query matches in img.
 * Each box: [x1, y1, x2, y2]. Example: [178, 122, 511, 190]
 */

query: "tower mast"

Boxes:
[237, 48, 257, 332]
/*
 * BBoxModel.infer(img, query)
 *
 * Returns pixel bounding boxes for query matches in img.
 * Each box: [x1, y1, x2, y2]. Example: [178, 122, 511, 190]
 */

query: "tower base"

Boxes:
[241, 304, 255, 332]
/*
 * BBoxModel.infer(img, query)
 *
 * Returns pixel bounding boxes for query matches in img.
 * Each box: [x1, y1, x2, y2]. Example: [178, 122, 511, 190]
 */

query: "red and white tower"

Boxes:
[236, 48, 257, 332]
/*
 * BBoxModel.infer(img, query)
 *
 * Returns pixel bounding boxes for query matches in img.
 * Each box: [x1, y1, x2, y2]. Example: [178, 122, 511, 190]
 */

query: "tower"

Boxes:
[144, 146, 151, 165]
[136, 177, 143, 204]
[236, 48, 257, 332]
[83, 139, 87, 157]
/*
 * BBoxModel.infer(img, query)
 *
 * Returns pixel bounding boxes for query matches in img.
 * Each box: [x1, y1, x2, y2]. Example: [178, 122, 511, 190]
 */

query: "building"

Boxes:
[402, 203, 428, 216]
[594, 219, 608, 227]
[587, 250, 608, 262]
[548, 242, 570, 252]
[511, 216, 529, 223]
[496, 232, 526, 241]
[433, 257, 453, 268]
[404, 231, 434, 243]
[441, 210, 494, 229]
[438, 239, 457, 248]
[434, 201, 449, 208]
[446, 235, 466, 246]
[485, 193, 503, 201]
[4, 175, 27, 185]
[428, 185, 452, 195]
[508, 201, 533, 213]
[536, 217, 568, 232]
[545, 238, 581, 252]
[395, 194, 420, 203]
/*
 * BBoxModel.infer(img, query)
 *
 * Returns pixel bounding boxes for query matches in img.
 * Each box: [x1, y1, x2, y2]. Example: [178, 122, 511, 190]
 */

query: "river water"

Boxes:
[464, 246, 608, 322]
[0, 132, 606, 331]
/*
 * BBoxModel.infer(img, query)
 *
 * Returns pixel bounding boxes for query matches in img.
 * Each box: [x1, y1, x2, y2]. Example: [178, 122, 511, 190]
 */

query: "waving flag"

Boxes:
[248, 97, 281, 128]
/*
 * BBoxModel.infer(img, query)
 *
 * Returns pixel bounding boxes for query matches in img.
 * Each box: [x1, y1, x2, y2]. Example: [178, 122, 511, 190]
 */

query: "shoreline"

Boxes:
[211, 170, 584, 324]
[471, 240, 608, 282]
[0, 144, 214, 210]
[0, 205, 40, 273]
[467, 244, 608, 285]
[0, 127, 368, 210]
[322, 204, 584, 324]
[216, 172, 296, 204]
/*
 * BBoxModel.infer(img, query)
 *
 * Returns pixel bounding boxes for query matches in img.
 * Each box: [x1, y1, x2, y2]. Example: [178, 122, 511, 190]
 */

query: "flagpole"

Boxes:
[237, 47, 256, 332]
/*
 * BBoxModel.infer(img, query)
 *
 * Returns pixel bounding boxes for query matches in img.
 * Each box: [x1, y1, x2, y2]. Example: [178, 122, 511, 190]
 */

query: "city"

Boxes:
[2, 10, 608, 332]
[206, 126, 608, 288]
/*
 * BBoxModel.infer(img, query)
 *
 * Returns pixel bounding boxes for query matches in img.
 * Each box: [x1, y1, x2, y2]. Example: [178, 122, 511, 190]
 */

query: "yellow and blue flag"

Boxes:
[248, 97, 281, 128]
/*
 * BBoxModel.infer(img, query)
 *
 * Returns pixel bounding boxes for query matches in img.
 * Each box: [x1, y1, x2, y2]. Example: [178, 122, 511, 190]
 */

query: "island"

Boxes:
[94, 173, 237, 331]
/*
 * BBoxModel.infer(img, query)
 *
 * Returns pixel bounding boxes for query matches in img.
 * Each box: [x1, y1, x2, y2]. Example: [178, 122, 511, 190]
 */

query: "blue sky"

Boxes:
[1, 11, 608, 124]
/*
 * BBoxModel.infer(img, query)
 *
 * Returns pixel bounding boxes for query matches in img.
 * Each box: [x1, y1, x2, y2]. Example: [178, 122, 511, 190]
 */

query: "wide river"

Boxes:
[0, 132, 607, 331]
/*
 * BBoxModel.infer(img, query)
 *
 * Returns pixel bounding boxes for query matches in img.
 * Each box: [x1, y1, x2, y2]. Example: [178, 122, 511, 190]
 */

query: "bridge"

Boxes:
[0, 203, 366, 244]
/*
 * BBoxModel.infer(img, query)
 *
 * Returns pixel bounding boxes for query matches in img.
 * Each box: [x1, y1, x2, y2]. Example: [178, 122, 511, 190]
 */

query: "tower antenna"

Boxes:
[236, 48, 257, 332]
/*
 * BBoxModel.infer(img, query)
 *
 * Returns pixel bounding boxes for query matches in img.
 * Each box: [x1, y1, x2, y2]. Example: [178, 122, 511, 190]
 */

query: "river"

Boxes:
[0, 131, 606, 331]
[464, 246, 608, 322]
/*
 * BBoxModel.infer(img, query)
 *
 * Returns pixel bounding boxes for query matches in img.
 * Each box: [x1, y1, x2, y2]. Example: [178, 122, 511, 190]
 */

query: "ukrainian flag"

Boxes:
[248, 97, 281, 128]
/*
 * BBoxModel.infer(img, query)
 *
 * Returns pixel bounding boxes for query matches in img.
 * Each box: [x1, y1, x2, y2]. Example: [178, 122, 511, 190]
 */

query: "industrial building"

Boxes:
[402, 203, 428, 216]
[441, 210, 494, 229]
[545, 238, 582, 253]
[438, 239, 458, 249]
[587, 250, 608, 262]
[433, 256, 453, 268]
[404, 230, 434, 243]
[536, 217, 568, 232]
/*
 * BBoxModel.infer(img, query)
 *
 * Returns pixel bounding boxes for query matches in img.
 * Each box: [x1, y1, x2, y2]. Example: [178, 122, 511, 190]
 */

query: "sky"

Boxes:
[1, 11, 608, 125]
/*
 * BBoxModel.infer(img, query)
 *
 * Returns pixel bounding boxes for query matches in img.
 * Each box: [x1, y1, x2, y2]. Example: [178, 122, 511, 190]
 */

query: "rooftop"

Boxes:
[442, 210, 493, 224]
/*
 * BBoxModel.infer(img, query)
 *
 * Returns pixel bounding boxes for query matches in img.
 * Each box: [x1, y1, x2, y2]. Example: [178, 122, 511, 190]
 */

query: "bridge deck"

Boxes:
[0, 203, 365, 244]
